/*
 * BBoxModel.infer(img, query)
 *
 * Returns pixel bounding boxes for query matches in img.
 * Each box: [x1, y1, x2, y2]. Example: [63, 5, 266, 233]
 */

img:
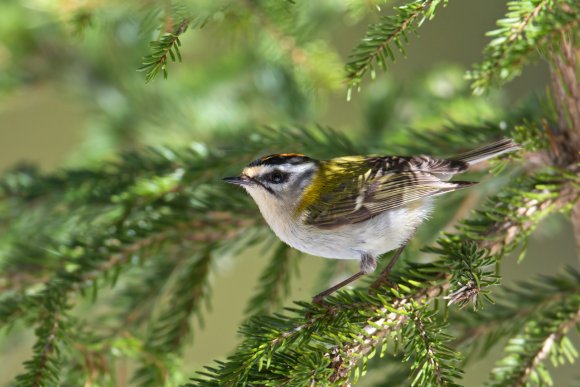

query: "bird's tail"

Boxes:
[451, 138, 520, 165]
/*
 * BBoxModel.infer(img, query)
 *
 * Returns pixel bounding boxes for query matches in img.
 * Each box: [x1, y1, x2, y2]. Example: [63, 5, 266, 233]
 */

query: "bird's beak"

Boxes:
[222, 175, 252, 186]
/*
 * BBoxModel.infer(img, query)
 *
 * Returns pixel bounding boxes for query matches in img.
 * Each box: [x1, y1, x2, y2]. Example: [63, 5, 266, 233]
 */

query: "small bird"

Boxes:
[223, 139, 519, 302]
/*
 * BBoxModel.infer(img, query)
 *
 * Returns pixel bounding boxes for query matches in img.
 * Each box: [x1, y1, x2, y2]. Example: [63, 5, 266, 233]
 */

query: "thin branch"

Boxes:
[469, 0, 580, 93]
[139, 19, 190, 82]
[451, 267, 580, 351]
[0, 217, 248, 326]
[345, 0, 449, 95]
[514, 309, 580, 387]
[345, 0, 432, 83]
[327, 276, 450, 383]
[14, 290, 68, 386]
[478, 174, 577, 255]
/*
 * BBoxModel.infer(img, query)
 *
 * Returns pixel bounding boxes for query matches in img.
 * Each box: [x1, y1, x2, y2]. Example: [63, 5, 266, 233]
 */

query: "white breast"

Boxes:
[252, 189, 434, 261]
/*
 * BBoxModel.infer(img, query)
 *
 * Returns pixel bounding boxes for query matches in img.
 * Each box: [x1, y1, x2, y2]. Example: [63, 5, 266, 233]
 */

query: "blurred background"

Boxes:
[0, 0, 576, 385]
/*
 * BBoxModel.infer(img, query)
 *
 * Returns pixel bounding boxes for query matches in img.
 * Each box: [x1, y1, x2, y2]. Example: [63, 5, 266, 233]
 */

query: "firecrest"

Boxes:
[223, 139, 519, 302]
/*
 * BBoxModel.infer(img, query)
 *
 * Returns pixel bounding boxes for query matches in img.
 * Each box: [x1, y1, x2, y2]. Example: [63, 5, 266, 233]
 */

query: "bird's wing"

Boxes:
[302, 156, 474, 229]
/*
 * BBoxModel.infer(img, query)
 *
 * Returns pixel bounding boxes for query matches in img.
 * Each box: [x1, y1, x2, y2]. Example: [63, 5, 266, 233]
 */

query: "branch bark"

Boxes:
[548, 28, 580, 260]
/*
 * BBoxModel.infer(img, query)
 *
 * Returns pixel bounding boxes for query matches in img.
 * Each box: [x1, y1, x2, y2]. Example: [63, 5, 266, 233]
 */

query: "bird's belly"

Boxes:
[270, 201, 434, 260]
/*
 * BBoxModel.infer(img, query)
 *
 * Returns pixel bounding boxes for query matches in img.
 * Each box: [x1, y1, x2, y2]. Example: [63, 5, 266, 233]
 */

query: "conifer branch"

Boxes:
[488, 298, 580, 386]
[426, 167, 578, 307]
[191, 272, 453, 385]
[3, 2, 580, 385]
[132, 251, 213, 386]
[137, 1, 233, 83]
[468, 0, 580, 94]
[438, 241, 498, 309]
[403, 305, 462, 386]
[0, 206, 238, 326]
[345, 0, 447, 96]
[325, 275, 459, 385]
[139, 18, 190, 82]
[14, 289, 68, 387]
[451, 267, 580, 357]
[514, 311, 580, 387]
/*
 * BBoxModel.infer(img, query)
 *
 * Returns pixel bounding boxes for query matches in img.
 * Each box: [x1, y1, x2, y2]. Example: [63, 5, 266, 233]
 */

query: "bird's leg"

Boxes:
[312, 271, 364, 303]
[373, 244, 407, 287]
[312, 254, 377, 303]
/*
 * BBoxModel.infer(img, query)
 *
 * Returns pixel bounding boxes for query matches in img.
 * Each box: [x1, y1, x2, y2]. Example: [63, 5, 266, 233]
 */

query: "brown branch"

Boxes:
[480, 177, 578, 255]
[477, 9, 579, 89]
[0, 217, 251, 328]
[514, 309, 580, 387]
[549, 34, 580, 165]
[345, 0, 434, 83]
[327, 275, 450, 383]
[548, 24, 580, 259]
[324, 169, 578, 381]
[451, 283, 580, 349]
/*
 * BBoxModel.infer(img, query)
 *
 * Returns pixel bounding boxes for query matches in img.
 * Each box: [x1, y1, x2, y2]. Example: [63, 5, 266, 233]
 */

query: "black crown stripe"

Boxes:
[248, 154, 312, 167]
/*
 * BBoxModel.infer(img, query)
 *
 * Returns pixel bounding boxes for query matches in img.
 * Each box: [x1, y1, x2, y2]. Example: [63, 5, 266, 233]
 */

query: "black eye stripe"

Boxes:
[263, 170, 289, 184]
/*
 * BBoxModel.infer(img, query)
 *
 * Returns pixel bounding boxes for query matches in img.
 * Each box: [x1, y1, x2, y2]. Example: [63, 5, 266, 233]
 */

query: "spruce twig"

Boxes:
[489, 301, 580, 386]
[139, 19, 190, 82]
[451, 267, 580, 358]
[345, 0, 447, 96]
[468, 0, 580, 94]
[14, 289, 69, 387]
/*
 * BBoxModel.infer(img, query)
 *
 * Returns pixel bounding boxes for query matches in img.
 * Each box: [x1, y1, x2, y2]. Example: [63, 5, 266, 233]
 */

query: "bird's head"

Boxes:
[223, 154, 319, 213]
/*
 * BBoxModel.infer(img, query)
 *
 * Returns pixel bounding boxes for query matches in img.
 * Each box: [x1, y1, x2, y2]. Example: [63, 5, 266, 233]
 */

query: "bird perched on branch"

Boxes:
[224, 139, 519, 302]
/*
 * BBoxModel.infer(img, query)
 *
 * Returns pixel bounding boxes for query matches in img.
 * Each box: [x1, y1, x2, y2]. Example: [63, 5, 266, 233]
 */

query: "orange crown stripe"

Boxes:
[262, 153, 305, 160]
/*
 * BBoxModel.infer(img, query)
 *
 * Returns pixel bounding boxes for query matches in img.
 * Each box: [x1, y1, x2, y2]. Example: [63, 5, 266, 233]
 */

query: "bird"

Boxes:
[223, 139, 519, 302]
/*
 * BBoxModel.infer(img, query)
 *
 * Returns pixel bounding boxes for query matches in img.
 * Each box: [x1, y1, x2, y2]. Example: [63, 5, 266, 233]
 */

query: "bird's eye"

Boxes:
[268, 171, 286, 184]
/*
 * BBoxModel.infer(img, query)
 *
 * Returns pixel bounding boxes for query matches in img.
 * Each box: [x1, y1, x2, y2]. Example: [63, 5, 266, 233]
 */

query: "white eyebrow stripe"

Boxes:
[275, 164, 315, 174]
[244, 163, 315, 178]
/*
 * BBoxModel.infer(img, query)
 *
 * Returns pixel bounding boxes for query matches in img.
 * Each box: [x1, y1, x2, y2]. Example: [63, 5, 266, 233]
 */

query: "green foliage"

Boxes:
[139, 22, 187, 82]
[138, 1, 230, 82]
[488, 298, 580, 386]
[402, 304, 463, 386]
[434, 241, 499, 310]
[0, 0, 579, 386]
[14, 289, 69, 387]
[345, 0, 447, 96]
[442, 168, 575, 255]
[452, 267, 580, 361]
[132, 251, 213, 385]
[468, 0, 580, 94]
[189, 269, 456, 386]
